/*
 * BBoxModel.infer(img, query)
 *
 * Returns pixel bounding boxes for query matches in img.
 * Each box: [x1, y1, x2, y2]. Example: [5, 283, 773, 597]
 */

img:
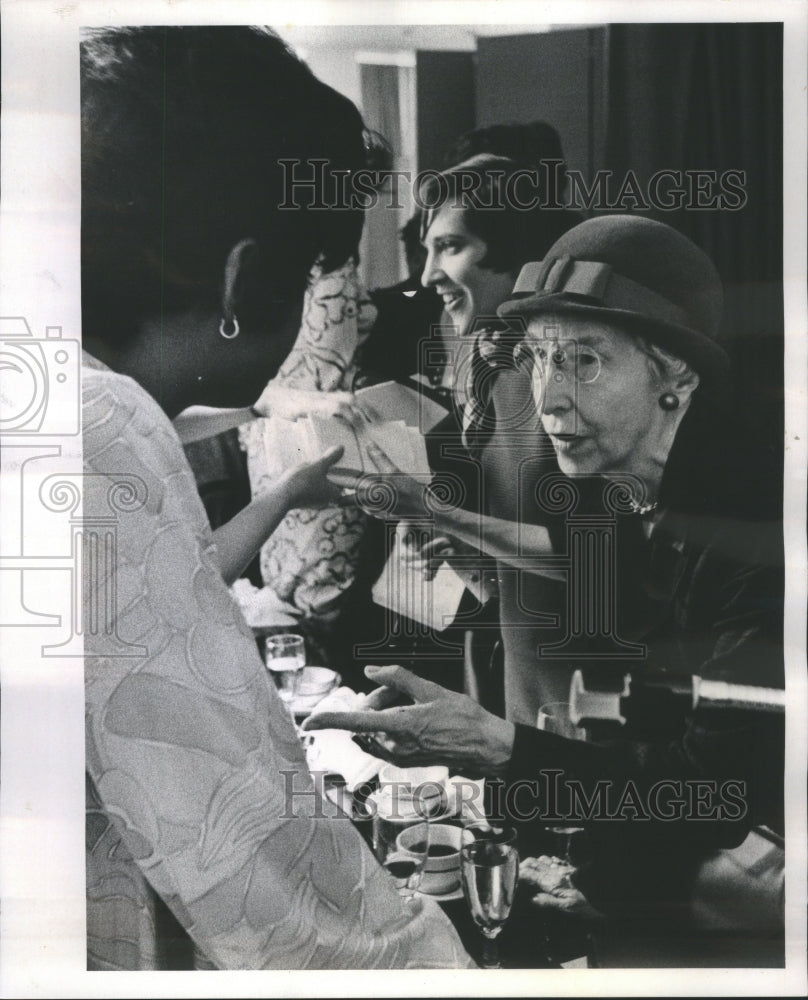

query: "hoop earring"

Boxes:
[659, 392, 679, 411]
[219, 315, 240, 339]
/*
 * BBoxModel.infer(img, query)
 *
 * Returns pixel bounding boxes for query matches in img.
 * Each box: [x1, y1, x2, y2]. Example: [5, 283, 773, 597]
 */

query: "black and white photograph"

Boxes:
[0, 1, 806, 996]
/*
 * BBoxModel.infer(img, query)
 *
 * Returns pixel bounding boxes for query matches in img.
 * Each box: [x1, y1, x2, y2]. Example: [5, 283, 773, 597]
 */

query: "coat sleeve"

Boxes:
[505, 522, 784, 917]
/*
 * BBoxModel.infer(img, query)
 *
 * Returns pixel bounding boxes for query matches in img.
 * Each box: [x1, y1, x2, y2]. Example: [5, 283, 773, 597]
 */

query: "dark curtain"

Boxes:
[602, 23, 783, 484]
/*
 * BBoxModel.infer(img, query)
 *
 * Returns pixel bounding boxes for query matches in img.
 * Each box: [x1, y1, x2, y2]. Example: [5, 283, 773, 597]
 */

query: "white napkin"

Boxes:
[305, 687, 383, 791]
[444, 775, 487, 823]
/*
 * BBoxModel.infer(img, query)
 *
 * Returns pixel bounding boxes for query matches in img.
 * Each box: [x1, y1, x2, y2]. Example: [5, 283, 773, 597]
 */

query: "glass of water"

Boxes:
[264, 633, 305, 705]
[460, 824, 519, 969]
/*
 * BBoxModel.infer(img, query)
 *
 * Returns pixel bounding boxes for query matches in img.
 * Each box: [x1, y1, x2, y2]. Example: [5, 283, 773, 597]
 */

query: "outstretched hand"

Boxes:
[278, 445, 345, 509]
[301, 664, 516, 778]
[328, 443, 438, 521]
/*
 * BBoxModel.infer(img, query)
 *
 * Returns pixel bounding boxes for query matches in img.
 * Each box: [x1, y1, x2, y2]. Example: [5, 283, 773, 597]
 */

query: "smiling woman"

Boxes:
[418, 154, 580, 339]
[421, 206, 515, 336]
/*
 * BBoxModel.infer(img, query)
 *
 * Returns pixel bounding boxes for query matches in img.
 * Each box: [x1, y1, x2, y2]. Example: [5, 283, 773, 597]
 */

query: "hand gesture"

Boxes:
[301, 664, 515, 778]
[278, 445, 345, 509]
[397, 521, 458, 581]
[329, 443, 439, 521]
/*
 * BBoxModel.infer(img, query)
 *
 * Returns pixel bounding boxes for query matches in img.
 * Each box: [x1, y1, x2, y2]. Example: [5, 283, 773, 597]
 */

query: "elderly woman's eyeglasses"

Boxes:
[517, 339, 603, 385]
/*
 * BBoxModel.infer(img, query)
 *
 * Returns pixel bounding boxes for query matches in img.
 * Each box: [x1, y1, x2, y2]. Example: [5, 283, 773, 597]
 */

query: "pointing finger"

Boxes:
[313, 445, 345, 468]
[364, 664, 449, 704]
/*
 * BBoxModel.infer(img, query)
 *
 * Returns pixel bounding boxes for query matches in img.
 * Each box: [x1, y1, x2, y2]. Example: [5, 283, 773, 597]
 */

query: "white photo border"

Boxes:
[0, 1, 805, 997]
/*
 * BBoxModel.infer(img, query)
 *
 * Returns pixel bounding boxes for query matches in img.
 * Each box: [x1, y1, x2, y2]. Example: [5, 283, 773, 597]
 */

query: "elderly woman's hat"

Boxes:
[497, 215, 728, 383]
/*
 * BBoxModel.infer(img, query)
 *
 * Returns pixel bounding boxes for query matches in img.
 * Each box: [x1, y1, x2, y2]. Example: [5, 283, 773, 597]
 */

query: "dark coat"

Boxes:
[502, 395, 784, 918]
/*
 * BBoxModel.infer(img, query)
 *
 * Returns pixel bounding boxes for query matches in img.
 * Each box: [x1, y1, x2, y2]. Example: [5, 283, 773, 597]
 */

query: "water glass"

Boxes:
[264, 633, 305, 704]
[460, 824, 519, 969]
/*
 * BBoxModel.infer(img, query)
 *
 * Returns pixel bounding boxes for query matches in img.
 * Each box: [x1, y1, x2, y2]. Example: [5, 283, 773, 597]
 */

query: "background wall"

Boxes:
[476, 29, 606, 181]
[415, 51, 475, 172]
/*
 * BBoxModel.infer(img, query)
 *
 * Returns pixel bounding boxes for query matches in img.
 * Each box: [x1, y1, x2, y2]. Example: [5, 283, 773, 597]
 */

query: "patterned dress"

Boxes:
[83, 352, 471, 970]
[239, 261, 375, 622]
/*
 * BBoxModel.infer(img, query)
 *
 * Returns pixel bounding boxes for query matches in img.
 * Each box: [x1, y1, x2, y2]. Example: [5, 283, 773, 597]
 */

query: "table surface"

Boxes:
[348, 804, 591, 969]
[347, 793, 783, 970]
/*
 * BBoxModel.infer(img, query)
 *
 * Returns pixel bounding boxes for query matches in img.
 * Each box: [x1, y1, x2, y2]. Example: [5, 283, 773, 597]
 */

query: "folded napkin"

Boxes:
[305, 687, 383, 791]
[444, 775, 487, 822]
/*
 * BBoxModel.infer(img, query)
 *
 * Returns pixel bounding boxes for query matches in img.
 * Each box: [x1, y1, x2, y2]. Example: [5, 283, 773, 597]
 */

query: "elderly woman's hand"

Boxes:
[329, 443, 439, 521]
[301, 664, 516, 778]
[519, 856, 605, 921]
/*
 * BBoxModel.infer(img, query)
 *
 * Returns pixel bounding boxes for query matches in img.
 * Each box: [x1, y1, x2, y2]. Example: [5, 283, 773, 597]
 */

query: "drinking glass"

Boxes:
[460, 824, 519, 969]
[264, 633, 305, 705]
[537, 701, 587, 874]
[371, 787, 430, 902]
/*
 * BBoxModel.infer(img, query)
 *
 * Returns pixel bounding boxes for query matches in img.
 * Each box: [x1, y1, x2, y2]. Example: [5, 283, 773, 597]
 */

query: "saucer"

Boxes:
[418, 884, 464, 903]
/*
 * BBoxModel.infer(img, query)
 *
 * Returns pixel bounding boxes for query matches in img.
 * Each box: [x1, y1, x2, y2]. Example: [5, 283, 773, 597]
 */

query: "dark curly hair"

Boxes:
[418, 154, 580, 275]
[81, 26, 378, 343]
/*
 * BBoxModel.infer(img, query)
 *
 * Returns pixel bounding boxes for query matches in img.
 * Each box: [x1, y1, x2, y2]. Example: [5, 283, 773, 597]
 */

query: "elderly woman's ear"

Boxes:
[666, 368, 701, 412]
[221, 238, 260, 331]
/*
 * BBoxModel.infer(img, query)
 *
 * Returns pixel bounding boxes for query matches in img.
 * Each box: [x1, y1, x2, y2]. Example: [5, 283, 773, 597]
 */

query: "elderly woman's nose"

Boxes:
[539, 363, 575, 413]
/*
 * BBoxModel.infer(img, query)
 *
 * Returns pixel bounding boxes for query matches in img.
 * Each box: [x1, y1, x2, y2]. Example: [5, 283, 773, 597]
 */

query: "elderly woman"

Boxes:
[309, 215, 784, 925]
[81, 26, 471, 970]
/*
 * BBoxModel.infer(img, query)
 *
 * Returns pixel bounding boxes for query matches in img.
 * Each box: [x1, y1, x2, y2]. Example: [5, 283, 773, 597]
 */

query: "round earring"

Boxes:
[219, 315, 240, 339]
[659, 392, 679, 411]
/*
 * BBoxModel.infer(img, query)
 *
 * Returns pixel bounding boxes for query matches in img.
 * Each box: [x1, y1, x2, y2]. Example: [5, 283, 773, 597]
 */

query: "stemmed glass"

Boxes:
[537, 702, 588, 874]
[460, 823, 519, 969]
[371, 786, 430, 903]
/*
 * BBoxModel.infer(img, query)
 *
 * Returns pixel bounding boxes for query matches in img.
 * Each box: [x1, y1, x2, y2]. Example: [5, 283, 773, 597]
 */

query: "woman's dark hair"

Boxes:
[418, 154, 579, 275]
[444, 120, 569, 202]
[81, 26, 375, 343]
